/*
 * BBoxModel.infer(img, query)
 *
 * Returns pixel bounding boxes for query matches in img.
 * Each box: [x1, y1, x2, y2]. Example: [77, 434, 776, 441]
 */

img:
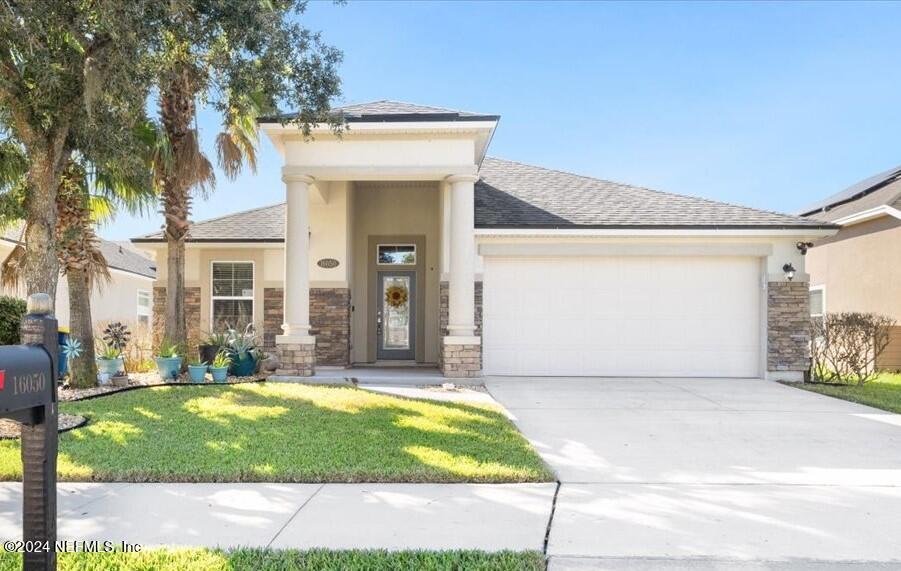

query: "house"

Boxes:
[133, 100, 836, 379]
[1, 225, 156, 334]
[800, 166, 901, 371]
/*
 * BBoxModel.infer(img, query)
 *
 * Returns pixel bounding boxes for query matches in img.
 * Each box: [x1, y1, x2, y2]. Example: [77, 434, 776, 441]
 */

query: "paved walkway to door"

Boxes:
[486, 377, 901, 569]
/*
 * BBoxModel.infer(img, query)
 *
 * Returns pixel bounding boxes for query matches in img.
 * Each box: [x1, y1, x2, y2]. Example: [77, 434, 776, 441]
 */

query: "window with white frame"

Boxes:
[211, 262, 254, 329]
[136, 290, 151, 329]
[810, 287, 825, 326]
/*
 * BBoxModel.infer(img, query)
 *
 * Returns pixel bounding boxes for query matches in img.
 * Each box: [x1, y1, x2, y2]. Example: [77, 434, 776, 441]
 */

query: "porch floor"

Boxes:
[268, 366, 483, 386]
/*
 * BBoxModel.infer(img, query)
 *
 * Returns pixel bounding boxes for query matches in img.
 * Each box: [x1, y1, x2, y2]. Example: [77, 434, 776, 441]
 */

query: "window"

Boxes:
[136, 290, 151, 329]
[211, 262, 254, 329]
[377, 244, 416, 265]
[810, 287, 825, 326]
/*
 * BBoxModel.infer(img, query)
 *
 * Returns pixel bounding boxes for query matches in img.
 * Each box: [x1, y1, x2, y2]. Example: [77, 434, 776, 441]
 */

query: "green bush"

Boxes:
[0, 296, 26, 345]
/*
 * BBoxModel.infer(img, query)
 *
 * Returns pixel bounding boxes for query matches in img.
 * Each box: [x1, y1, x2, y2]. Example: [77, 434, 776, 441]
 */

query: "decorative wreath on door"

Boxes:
[385, 285, 409, 308]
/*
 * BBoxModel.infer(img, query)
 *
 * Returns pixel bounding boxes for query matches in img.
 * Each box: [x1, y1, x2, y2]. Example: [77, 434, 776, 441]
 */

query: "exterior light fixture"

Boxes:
[796, 241, 814, 255]
[782, 263, 796, 281]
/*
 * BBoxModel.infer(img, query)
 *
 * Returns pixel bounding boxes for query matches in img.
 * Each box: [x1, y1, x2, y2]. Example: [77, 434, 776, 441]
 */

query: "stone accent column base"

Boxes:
[274, 336, 316, 377]
[767, 281, 811, 378]
[440, 336, 481, 378]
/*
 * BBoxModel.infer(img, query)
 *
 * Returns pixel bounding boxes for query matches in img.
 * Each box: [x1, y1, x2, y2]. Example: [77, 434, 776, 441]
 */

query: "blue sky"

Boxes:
[102, 1, 901, 240]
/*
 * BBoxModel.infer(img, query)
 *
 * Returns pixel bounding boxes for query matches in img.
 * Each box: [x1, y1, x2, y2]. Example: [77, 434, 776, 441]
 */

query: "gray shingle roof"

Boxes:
[260, 100, 499, 124]
[800, 166, 901, 223]
[132, 203, 285, 243]
[131, 158, 831, 243]
[476, 157, 831, 229]
[2, 223, 156, 278]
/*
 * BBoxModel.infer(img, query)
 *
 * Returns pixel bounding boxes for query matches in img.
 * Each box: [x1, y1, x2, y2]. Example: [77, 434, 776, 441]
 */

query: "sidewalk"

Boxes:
[0, 482, 555, 551]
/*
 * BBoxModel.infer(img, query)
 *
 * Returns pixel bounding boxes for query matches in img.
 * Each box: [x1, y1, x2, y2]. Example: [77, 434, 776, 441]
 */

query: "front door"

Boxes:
[376, 271, 416, 360]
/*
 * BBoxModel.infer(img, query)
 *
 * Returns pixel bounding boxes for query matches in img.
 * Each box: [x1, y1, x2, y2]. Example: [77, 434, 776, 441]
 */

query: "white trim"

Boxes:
[261, 120, 498, 135]
[478, 242, 774, 258]
[831, 205, 901, 226]
[475, 228, 838, 238]
[210, 260, 256, 328]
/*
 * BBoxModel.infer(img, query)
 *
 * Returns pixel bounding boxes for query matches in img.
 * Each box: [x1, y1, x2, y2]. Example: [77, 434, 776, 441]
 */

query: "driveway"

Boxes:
[486, 377, 901, 569]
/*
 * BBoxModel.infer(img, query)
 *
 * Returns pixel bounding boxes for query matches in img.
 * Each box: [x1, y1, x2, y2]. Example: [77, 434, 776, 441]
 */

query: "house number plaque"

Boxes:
[317, 258, 340, 269]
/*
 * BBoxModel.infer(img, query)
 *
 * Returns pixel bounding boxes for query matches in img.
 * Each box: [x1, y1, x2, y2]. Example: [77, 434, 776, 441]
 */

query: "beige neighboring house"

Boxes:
[1, 225, 156, 333]
[801, 166, 901, 371]
[133, 100, 837, 380]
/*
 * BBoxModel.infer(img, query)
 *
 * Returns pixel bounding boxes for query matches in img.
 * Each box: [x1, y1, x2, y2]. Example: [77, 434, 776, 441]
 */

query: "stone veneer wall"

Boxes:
[152, 286, 201, 346]
[767, 281, 811, 373]
[438, 281, 483, 375]
[262, 287, 351, 367]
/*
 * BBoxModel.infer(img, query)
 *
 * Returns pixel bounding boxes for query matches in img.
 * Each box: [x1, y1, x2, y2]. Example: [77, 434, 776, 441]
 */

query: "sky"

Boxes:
[101, 1, 901, 240]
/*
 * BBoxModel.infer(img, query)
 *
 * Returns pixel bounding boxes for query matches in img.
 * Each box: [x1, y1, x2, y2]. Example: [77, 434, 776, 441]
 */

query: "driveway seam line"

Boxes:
[542, 480, 561, 557]
[266, 483, 325, 548]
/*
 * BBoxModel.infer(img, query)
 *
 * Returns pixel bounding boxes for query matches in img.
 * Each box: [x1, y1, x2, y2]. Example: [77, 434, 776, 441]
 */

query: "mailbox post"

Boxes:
[0, 294, 58, 571]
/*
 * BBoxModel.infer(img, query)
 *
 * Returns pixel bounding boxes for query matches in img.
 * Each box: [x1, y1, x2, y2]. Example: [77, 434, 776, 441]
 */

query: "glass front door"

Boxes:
[376, 271, 416, 360]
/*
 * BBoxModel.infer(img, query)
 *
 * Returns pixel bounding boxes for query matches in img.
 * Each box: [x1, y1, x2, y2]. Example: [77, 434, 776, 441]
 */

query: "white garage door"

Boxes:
[482, 256, 761, 377]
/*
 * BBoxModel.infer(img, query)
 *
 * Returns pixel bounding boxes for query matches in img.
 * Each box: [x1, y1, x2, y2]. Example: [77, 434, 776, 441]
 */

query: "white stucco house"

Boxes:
[133, 100, 837, 380]
[2, 225, 156, 333]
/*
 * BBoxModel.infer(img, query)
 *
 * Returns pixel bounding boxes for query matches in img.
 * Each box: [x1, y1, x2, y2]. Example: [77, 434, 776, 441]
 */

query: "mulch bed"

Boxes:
[0, 413, 87, 440]
[58, 371, 268, 402]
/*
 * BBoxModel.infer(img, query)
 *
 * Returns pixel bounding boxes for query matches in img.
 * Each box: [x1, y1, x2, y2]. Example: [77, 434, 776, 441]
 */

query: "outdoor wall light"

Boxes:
[783, 263, 796, 281]
[796, 241, 814, 255]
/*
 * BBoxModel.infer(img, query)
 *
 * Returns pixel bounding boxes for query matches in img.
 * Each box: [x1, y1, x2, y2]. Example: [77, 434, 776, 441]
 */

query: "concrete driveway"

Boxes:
[486, 377, 901, 569]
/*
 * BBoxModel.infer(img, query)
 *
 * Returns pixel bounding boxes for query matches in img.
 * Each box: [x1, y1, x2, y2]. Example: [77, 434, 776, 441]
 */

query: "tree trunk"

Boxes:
[22, 145, 64, 304]
[160, 72, 195, 350]
[67, 268, 97, 388]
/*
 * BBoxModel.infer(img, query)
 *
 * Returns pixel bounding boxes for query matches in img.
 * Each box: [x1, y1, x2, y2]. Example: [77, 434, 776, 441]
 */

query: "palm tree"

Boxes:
[2, 148, 155, 387]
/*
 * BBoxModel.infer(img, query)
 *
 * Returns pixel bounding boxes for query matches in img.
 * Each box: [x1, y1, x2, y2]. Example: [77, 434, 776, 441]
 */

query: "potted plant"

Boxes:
[95, 340, 124, 377]
[199, 330, 229, 366]
[187, 356, 208, 384]
[227, 324, 261, 377]
[209, 350, 231, 383]
[154, 339, 183, 381]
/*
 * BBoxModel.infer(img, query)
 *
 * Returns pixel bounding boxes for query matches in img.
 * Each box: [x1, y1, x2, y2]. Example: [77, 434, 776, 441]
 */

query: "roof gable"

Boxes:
[801, 167, 901, 223]
[261, 99, 499, 124]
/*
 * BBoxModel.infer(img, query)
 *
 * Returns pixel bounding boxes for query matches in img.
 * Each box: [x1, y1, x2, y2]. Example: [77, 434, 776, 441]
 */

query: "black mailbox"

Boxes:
[0, 294, 59, 571]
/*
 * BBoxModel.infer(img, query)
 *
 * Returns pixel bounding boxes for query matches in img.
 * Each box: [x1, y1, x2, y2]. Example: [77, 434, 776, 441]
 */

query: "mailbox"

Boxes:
[0, 294, 59, 571]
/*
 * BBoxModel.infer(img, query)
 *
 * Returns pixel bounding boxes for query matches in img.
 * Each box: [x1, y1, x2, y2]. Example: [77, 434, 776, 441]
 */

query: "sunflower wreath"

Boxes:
[384, 285, 409, 308]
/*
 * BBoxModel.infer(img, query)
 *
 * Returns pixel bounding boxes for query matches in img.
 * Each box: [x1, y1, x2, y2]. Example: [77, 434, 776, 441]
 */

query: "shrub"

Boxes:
[0, 296, 26, 345]
[811, 312, 896, 385]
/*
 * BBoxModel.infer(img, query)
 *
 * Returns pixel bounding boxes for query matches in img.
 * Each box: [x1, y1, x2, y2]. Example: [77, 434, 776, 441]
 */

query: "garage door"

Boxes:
[482, 256, 761, 377]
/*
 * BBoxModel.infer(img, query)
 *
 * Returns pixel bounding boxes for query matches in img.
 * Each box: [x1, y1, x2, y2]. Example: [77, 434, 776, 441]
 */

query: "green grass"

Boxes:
[0, 383, 553, 483]
[0, 548, 546, 571]
[795, 372, 901, 413]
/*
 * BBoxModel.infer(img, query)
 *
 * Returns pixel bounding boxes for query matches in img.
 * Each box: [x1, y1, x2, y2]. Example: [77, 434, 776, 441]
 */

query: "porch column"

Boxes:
[275, 171, 316, 377]
[443, 174, 481, 378]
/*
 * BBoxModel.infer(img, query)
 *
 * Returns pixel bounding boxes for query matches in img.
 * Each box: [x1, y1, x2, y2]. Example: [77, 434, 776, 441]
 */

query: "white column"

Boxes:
[278, 172, 314, 341]
[446, 174, 479, 339]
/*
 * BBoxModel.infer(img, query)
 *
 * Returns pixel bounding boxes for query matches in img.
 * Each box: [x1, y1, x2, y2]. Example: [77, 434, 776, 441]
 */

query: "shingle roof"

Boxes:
[475, 157, 831, 229]
[2, 223, 156, 278]
[259, 99, 499, 124]
[131, 158, 831, 243]
[132, 203, 285, 243]
[800, 165, 901, 223]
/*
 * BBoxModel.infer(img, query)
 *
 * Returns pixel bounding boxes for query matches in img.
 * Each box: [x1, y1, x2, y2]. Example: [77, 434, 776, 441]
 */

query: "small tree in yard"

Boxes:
[811, 312, 896, 385]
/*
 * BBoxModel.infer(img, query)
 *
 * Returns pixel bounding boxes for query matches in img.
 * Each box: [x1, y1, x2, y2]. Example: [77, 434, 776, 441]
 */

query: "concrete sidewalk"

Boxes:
[0, 482, 555, 551]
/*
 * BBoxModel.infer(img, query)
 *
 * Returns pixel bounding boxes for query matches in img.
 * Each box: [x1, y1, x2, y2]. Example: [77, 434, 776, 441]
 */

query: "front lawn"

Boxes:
[795, 373, 901, 413]
[0, 383, 552, 483]
[0, 548, 545, 571]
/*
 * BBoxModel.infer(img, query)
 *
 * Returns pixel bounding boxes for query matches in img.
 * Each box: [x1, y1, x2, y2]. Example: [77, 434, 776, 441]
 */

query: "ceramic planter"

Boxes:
[111, 374, 129, 387]
[155, 356, 183, 381]
[229, 353, 258, 377]
[210, 366, 229, 383]
[188, 365, 207, 384]
[96, 357, 124, 376]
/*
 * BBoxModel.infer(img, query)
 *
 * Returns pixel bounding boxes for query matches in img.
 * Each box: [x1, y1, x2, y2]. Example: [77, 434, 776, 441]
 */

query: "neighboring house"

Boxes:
[133, 100, 836, 380]
[800, 166, 901, 371]
[1, 225, 156, 333]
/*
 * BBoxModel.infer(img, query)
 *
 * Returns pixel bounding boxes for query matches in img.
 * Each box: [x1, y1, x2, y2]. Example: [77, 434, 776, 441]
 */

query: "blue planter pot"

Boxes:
[188, 365, 207, 384]
[155, 356, 183, 381]
[229, 353, 258, 377]
[58, 331, 70, 377]
[96, 357, 123, 376]
[210, 366, 229, 383]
